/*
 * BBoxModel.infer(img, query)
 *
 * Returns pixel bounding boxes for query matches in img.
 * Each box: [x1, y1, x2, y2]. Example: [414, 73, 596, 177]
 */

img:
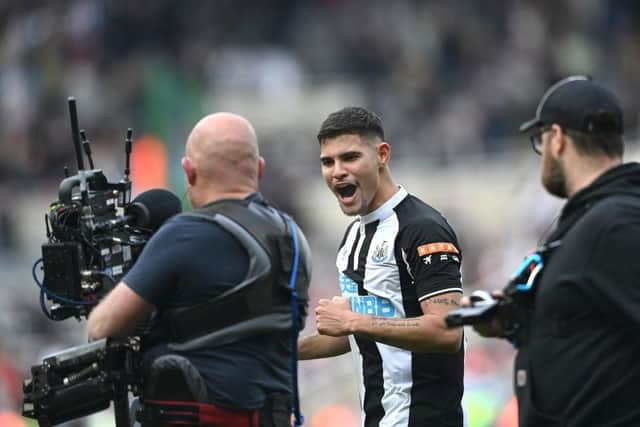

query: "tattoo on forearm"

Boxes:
[371, 317, 420, 328]
[426, 298, 460, 306]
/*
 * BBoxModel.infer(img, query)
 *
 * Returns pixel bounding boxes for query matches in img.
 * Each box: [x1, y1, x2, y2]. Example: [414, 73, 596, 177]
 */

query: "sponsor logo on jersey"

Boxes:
[423, 254, 432, 265]
[416, 242, 459, 256]
[371, 240, 389, 263]
[351, 295, 395, 317]
[339, 273, 395, 316]
[339, 273, 359, 296]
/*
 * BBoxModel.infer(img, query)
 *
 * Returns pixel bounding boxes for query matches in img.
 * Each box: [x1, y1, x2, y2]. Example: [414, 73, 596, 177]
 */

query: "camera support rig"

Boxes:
[22, 338, 141, 427]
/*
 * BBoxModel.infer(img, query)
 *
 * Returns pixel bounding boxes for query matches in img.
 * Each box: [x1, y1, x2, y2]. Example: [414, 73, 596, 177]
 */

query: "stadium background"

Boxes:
[0, 1, 639, 426]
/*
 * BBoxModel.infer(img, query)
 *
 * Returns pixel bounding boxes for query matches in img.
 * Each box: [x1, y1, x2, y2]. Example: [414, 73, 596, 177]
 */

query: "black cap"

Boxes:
[519, 75, 623, 135]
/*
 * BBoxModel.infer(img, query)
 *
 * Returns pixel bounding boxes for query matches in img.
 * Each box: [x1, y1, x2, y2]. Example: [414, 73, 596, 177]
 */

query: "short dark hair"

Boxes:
[564, 128, 624, 158]
[317, 106, 385, 143]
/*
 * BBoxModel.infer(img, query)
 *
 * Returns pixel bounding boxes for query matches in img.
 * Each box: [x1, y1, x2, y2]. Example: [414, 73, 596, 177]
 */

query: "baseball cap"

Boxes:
[519, 75, 623, 135]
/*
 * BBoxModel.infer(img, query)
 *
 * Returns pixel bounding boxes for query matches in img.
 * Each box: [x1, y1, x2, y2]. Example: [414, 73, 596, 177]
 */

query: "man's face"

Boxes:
[540, 129, 568, 198]
[320, 134, 382, 216]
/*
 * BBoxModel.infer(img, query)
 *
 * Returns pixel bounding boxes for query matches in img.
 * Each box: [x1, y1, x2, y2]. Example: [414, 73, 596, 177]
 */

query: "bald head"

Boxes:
[183, 113, 264, 207]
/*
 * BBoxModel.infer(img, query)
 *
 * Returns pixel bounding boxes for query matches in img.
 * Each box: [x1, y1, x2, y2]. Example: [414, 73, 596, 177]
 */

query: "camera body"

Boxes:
[41, 168, 149, 320]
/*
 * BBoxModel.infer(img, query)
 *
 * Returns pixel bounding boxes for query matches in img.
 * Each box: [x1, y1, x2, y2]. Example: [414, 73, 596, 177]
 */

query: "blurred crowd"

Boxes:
[1, 1, 640, 425]
[2, 0, 640, 185]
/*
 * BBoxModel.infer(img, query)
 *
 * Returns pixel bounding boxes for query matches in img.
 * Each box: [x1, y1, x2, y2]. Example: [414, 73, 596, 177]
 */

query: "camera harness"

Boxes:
[144, 198, 307, 426]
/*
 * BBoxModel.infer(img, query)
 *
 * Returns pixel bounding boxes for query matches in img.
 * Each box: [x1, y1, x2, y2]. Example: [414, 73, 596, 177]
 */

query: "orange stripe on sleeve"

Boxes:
[417, 242, 460, 256]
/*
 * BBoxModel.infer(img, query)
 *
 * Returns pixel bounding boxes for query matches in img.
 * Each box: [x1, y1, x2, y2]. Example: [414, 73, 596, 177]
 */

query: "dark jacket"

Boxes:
[516, 162, 640, 427]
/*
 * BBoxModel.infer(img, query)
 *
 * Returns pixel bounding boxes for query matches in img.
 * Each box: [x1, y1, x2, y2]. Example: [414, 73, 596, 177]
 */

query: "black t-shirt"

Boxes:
[123, 198, 293, 410]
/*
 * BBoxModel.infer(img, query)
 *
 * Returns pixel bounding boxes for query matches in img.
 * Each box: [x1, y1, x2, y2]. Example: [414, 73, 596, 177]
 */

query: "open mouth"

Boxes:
[336, 184, 357, 198]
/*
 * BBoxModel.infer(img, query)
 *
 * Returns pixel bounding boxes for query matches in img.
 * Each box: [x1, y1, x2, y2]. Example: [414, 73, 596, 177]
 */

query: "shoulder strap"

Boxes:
[155, 200, 295, 349]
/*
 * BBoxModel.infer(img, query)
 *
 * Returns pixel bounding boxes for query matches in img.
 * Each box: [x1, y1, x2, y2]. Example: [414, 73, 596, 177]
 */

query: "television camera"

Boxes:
[22, 97, 181, 426]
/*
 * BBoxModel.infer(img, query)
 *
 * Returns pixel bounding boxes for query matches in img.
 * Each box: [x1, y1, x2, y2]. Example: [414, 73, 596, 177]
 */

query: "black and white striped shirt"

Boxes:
[337, 187, 464, 427]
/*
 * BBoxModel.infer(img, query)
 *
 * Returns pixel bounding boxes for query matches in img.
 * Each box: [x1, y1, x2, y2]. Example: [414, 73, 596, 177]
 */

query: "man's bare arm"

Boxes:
[316, 292, 463, 353]
[87, 282, 154, 341]
[298, 334, 350, 360]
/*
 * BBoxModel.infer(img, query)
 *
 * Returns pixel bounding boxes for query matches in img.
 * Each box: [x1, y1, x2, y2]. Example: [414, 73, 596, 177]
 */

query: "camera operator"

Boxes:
[87, 112, 311, 427]
[462, 76, 640, 426]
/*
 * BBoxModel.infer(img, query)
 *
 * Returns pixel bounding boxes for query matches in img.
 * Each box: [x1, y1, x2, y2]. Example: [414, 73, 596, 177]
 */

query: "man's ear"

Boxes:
[257, 156, 266, 180]
[182, 156, 196, 186]
[550, 124, 566, 157]
[377, 142, 391, 167]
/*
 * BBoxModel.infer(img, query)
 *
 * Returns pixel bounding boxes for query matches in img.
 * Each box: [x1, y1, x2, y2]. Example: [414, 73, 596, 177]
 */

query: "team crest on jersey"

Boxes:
[371, 240, 389, 263]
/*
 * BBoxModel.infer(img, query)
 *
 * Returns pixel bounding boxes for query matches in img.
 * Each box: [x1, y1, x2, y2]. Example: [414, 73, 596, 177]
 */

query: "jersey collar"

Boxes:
[359, 186, 408, 224]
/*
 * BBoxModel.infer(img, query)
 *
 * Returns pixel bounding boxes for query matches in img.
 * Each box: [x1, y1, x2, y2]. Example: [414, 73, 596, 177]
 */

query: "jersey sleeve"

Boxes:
[398, 218, 463, 301]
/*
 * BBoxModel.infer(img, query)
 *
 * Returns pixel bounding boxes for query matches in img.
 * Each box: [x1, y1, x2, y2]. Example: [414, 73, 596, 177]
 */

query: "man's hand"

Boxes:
[315, 296, 355, 337]
[460, 290, 506, 337]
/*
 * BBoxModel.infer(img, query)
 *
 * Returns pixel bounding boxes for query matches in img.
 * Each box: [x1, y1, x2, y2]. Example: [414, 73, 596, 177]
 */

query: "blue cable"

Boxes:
[285, 216, 304, 426]
[32, 258, 97, 320]
[32, 258, 53, 320]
